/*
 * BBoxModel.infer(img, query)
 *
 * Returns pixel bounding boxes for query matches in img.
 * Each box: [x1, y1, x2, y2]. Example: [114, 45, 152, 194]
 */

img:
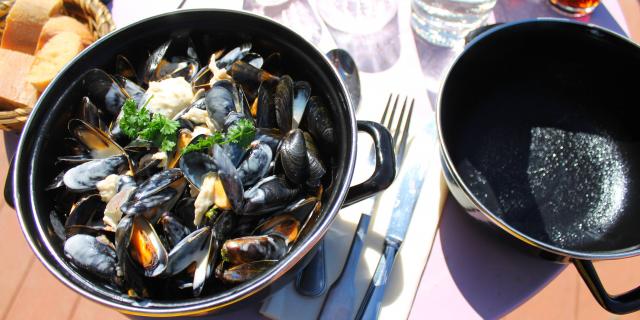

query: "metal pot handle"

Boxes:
[342, 120, 396, 207]
[465, 23, 505, 45]
[574, 259, 640, 314]
[4, 156, 14, 209]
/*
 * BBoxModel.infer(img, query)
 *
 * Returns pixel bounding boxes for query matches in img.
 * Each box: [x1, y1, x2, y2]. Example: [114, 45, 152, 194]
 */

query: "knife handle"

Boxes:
[355, 240, 400, 320]
[318, 213, 371, 320]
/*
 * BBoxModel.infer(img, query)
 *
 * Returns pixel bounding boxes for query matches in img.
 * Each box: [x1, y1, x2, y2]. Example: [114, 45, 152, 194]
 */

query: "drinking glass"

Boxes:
[317, 0, 398, 34]
[411, 0, 497, 48]
[549, 0, 600, 17]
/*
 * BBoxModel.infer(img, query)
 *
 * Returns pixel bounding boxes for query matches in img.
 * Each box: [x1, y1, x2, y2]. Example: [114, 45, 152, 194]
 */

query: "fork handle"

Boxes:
[355, 240, 400, 320]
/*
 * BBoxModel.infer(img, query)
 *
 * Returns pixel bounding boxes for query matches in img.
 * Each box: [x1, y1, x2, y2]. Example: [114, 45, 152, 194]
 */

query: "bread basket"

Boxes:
[0, 0, 114, 131]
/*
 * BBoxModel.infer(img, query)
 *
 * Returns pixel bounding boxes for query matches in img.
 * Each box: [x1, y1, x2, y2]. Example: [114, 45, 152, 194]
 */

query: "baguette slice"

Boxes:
[27, 32, 84, 92]
[0, 48, 38, 110]
[36, 16, 94, 51]
[0, 0, 63, 54]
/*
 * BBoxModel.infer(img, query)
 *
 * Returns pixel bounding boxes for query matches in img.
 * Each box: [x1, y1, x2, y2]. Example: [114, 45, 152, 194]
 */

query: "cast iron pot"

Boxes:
[8, 9, 395, 317]
[439, 19, 640, 314]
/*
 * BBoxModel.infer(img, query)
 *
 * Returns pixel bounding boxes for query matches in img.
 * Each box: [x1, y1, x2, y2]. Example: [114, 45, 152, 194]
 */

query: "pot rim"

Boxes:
[436, 18, 640, 261]
[13, 8, 357, 316]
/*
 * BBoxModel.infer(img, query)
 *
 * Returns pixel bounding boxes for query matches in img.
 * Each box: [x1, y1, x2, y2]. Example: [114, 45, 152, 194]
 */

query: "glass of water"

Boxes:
[411, 0, 497, 48]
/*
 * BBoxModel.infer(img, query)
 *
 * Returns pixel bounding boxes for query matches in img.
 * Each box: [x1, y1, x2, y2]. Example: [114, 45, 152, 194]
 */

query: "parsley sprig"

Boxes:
[119, 98, 180, 152]
[181, 118, 256, 155]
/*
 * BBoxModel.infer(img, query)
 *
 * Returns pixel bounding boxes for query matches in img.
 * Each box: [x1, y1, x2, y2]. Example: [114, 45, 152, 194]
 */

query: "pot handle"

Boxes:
[342, 120, 396, 207]
[465, 23, 505, 45]
[4, 156, 14, 209]
[574, 259, 640, 314]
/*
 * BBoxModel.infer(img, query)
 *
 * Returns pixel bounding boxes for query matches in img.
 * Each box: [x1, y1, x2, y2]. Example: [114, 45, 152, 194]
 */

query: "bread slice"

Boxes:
[36, 16, 94, 51]
[27, 32, 84, 92]
[0, 48, 38, 110]
[0, 0, 63, 54]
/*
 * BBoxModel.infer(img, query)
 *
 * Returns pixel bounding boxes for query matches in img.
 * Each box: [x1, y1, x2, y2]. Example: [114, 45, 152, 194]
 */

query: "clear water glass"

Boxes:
[411, 0, 497, 47]
[317, 0, 398, 35]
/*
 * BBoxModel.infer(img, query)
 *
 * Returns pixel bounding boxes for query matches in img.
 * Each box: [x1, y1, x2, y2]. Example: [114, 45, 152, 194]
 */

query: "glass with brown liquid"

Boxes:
[549, 0, 600, 16]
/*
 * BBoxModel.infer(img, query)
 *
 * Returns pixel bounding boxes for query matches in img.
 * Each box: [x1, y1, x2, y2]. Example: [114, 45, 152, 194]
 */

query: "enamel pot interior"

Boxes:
[439, 19, 640, 259]
[13, 10, 355, 316]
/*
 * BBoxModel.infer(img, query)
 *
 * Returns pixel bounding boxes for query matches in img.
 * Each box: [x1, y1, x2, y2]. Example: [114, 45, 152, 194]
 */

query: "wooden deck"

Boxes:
[0, 132, 126, 320]
[2, 3, 640, 319]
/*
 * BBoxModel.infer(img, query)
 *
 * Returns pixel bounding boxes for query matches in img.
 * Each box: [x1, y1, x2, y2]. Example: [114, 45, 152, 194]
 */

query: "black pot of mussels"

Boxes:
[8, 9, 395, 317]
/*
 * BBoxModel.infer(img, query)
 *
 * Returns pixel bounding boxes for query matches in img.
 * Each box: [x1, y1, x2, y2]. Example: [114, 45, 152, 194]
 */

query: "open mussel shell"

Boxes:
[143, 35, 200, 84]
[159, 212, 191, 250]
[277, 129, 309, 185]
[282, 196, 319, 222]
[242, 176, 300, 215]
[46, 171, 66, 190]
[255, 128, 283, 154]
[63, 155, 128, 192]
[131, 168, 183, 201]
[129, 215, 169, 277]
[79, 96, 109, 132]
[212, 145, 244, 211]
[229, 60, 278, 102]
[221, 235, 286, 266]
[65, 194, 105, 229]
[179, 150, 217, 191]
[165, 226, 211, 272]
[103, 187, 135, 230]
[81, 68, 130, 117]
[255, 82, 277, 129]
[68, 119, 125, 160]
[255, 214, 300, 246]
[64, 234, 117, 281]
[237, 141, 272, 187]
[262, 52, 282, 76]
[221, 260, 278, 284]
[64, 195, 113, 238]
[115, 54, 139, 83]
[206, 80, 241, 130]
[121, 187, 180, 222]
[242, 52, 263, 69]
[216, 42, 251, 70]
[292, 81, 311, 129]
[274, 75, 294, 134]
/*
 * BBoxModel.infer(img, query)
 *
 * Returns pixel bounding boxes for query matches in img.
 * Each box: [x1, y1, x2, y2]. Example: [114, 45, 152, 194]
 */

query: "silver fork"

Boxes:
[318, 94, 414, 320]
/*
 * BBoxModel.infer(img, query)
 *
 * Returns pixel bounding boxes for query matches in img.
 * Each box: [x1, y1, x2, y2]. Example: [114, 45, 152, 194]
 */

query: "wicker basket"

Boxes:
[0, 0, 115, 131]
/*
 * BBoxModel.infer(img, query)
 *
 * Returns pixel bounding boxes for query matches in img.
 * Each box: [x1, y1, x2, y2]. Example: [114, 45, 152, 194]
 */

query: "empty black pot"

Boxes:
[439, 19, 640, 314]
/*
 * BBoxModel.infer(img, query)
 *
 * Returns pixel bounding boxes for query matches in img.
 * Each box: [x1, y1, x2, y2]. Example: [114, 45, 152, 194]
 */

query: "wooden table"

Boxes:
[1, 1, 639, 319]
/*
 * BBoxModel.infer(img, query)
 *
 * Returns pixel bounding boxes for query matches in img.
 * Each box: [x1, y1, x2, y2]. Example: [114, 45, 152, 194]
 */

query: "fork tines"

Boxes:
[381, 94, 414, 166]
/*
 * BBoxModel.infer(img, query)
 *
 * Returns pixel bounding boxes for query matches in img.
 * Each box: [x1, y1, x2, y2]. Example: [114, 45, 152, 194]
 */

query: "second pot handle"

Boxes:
[342, 120, 396, 207]
[574, 259, 640, 314]
[4, 156, 14, 209]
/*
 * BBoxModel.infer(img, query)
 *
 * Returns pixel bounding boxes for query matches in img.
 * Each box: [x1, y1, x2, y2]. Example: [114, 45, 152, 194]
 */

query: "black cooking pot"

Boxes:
[439, 19, 640, 314]
[8, 10, 395, 316]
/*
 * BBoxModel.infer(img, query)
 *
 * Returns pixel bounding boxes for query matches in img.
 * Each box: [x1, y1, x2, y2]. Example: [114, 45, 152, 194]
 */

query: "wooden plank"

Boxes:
[70, 297, 127, 320]
[502, 268, 579, 320]
[0, 204, 36, 319]
[4, 258, 80, 319]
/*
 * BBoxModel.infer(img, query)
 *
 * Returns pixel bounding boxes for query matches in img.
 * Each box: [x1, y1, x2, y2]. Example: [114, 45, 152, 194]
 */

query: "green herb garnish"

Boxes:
[119, 98, 180, 152]
[205, 206, 218, 220]
[225, 118, 257, 148]
[181, 132, 225, 155]
[181, 119, 256, 155]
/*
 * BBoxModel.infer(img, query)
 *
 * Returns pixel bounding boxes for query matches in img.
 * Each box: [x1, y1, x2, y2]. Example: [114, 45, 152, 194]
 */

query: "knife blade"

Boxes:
[355, 136, 428, 320]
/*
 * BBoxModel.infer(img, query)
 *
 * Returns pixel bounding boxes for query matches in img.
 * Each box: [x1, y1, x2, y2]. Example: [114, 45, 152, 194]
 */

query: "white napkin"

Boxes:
[260, 133, 447, 320]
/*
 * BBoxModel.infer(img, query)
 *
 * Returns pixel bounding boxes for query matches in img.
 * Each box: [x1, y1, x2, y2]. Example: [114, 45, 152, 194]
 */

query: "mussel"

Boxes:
[54, 35, 336, 299]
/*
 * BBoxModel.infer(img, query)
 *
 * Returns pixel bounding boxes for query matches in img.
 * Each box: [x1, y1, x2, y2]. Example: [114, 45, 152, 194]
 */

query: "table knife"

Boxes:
[355, 137, 427, 320]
